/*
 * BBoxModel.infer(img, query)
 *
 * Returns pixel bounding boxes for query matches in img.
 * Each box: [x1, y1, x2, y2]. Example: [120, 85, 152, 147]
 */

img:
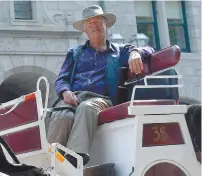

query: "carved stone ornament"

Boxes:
[41, 1, 74, 27]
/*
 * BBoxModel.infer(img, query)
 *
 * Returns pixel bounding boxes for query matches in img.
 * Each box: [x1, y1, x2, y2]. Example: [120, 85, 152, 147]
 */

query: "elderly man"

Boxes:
[47, 5, 154, 167]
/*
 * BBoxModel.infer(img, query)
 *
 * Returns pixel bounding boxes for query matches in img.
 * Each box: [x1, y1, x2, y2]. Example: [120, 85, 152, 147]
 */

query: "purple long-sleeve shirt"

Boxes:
[55, 40, 154, 97]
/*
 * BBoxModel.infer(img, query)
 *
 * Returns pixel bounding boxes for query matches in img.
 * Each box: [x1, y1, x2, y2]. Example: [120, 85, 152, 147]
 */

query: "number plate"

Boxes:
[142, 123, 184, 147]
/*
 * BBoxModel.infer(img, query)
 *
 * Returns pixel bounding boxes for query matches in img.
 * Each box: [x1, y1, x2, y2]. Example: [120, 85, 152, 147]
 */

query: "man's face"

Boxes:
[83, 16, 107, 41]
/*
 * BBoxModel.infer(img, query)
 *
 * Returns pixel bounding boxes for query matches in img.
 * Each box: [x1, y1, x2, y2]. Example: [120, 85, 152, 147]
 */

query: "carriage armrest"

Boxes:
[127, 45, 181, 81]
[150, 45, 180, 72]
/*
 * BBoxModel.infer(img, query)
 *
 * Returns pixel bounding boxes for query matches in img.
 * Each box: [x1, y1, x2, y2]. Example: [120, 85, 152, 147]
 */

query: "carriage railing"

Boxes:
[127, 73, 186, 115]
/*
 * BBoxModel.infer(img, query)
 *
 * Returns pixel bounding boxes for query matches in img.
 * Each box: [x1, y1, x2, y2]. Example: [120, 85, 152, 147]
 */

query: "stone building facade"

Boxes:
[0, 1, 201, 105]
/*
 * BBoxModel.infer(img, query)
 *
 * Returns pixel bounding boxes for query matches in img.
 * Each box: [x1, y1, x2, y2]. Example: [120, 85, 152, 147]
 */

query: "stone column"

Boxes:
[156, 1, 170, 48]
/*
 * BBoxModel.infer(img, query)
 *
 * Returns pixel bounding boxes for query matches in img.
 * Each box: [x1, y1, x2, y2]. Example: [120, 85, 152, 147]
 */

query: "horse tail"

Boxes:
[185, 104, 201, 152]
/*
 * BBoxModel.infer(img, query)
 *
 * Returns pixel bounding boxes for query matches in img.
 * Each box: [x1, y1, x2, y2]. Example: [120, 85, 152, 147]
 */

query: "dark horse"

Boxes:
[0, 136, 49, 176]
[185, 104, 201, 152]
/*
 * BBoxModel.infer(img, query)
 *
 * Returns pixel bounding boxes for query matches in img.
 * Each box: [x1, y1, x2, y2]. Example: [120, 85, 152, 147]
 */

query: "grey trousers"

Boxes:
[47, 91, 112, 155]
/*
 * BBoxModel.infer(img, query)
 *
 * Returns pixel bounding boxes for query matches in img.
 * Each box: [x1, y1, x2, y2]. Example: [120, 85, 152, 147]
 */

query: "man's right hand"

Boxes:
[62, 91, 78, 106]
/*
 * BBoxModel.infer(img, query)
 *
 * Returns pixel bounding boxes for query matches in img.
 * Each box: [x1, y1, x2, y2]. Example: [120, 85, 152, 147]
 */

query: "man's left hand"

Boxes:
[128, 50, 143, 74]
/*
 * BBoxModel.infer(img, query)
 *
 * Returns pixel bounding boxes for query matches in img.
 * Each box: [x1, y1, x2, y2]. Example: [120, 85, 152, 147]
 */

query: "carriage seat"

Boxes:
[99, 100, 177, 125]
[99, 45, 181, 125]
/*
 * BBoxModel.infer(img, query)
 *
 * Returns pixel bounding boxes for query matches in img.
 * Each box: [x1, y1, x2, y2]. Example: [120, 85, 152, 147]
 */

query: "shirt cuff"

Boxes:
[58, 86, 71, 98]
[129, 50, 142, 60]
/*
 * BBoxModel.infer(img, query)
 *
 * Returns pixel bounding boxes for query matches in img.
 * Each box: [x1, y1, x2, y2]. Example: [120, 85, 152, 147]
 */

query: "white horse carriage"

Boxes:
[0, 45, 201, 176]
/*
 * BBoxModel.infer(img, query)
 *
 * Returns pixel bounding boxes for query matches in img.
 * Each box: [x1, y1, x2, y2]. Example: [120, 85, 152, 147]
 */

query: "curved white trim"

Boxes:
[141, 159, 191, 176]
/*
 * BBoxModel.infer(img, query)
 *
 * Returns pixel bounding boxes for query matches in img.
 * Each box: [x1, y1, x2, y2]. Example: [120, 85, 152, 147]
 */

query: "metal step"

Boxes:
[84, 163, 115, 176]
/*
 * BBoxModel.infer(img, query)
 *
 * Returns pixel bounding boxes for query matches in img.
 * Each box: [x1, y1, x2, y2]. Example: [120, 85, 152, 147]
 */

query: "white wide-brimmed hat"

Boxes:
[73, 5, 116, 31]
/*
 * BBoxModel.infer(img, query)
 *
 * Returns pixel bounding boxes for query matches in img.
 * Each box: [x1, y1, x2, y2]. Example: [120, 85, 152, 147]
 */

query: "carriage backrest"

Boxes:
[0, 91, 46, 156]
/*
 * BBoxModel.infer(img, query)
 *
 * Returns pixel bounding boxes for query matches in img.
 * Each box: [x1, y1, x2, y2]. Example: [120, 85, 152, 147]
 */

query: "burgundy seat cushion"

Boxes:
[98, 100, 177, 125]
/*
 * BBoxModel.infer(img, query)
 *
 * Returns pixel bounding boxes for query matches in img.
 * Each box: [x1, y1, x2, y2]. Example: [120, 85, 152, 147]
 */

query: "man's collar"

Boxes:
[85, 40, 115, 52]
